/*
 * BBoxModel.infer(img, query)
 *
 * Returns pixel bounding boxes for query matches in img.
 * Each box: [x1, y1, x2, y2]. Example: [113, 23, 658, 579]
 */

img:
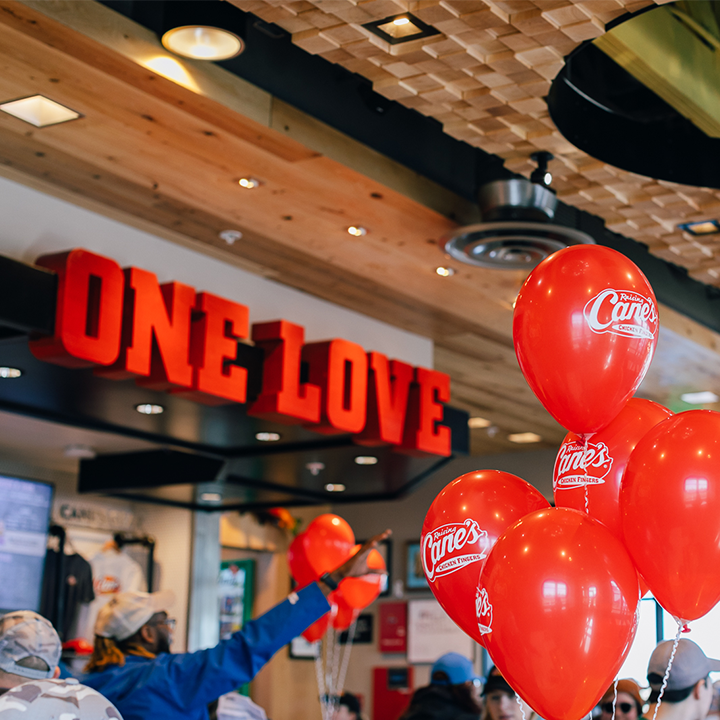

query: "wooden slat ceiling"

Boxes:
[242, 0, 720, 286]
[0, 0, 717, 459]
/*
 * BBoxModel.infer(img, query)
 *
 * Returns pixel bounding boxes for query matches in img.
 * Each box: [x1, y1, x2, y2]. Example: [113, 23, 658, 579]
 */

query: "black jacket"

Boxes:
[399, 685, 481, 720]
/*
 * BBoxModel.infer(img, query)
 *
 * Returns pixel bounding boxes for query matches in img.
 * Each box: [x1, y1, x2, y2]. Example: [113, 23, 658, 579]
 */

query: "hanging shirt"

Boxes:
[83, 583, 329, 720]
[40, 551, 95, 640]
[78, 550, 146, 642]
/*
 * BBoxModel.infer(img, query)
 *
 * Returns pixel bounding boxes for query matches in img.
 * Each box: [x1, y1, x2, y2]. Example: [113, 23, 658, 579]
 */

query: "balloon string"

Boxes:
[612, 676, 619, 720]
[336, 617, 358, 701]
[582, 434, 589, 514]
[516, 694, 527, 720]
[314, 640, 327, 720]
[651, 620, 683, 720]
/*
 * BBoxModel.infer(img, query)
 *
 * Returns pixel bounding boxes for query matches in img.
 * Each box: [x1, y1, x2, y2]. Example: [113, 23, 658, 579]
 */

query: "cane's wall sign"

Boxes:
[29, 249, 451, 456]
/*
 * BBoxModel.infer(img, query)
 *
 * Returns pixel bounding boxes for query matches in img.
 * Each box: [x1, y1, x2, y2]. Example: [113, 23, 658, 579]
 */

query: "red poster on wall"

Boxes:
[379, 602, 407, 653]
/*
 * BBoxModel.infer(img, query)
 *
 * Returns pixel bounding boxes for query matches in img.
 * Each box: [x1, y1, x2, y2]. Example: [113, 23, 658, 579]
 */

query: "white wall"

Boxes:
[0, 176, 432, 368]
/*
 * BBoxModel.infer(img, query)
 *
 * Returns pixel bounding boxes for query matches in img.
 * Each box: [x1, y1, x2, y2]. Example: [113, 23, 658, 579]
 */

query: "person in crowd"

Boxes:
[644, 639, 720, 720]
[333, 691, 363, 720]
[83, 530, 390, 720]
[482, 666, 528, 720]
[598, 679, 644, 720]
[0, 676, 123, 718]
[399, 652, 483, 720]
[0, 611, 61, 695]
[705, 680, 720, 720]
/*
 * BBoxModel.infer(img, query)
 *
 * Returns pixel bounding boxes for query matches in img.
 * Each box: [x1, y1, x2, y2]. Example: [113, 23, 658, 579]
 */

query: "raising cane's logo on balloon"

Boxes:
[422, 519, 489, 582]
[554, 441, 613, 490]
[476, 587, 493, 635]
[584, 289, 658, 340]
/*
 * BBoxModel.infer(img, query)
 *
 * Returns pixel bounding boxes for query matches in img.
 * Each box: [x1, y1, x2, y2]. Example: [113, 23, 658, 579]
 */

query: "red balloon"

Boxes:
[288, 532, 318, 587]
[513, 245, 658, 435]
[302, 612, 330, 642]
[621, 410, 720, 621]
[554, 398, 672, 540]
[339, 547, 386, 609]
[479, 508, 639, 720]
[331, 592, 359, 630]
[303, 514, 355, 576]
[421, 470, 549, 644]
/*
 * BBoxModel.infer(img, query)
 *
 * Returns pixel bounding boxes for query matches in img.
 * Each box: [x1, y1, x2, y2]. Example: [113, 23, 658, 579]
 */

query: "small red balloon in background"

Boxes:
[302, 613, 330, 642]
[621, 410, 720, 621]
[554, 397, 672, 540]
[513, 245, 659, 435]
[331, 592, 360, 631]
[340, 546, 386, 609]
[479, 508, 639, 720]
[302, 514, 355, 577]
[421, 470, 549, 645]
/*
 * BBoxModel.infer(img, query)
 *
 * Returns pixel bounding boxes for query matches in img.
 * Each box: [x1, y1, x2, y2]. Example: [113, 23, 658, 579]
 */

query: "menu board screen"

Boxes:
[0, 475, 53, 613]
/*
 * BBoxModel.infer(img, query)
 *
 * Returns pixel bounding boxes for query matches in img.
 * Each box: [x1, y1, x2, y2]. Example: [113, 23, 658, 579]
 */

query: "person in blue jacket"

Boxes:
[82, 530, 390, 720]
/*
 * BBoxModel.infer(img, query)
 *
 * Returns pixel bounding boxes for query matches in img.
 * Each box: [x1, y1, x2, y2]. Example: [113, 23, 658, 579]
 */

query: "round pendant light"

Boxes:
[162, 25, 244, 61]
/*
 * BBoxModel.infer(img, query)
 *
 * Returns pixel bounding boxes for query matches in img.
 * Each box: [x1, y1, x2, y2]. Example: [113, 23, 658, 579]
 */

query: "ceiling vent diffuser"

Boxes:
[443, 177, 594, 270]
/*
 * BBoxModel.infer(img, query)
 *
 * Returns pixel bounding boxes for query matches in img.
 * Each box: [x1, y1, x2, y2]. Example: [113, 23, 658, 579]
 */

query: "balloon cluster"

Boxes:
[422, 246, 720, 720]
[288, 514, 386, 641]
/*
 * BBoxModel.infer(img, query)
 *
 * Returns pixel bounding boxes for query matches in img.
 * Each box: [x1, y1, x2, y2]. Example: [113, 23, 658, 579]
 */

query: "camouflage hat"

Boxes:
[0, 611, 61, 680]
[0, 678, 123, 719]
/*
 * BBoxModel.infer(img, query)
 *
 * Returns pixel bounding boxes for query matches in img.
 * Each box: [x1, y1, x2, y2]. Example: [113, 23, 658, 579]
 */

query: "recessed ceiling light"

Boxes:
[468, 417, 491, 428]
[508, 432, 542, 444]
[0, 367, 22, 379]
[354, 456, 378, 465]
[162, 26, 244, 60]
[0, 95, 81, 128]
[238, 177, 261, 189]
[347, 226, 367, 237]
[363, 13, 441, 44]
[219, 229, 243, 245]
[135, 403, 164, 415]
[255, 431, 281, 442]
[681, 391, 719, 404]
[199, 492, 223, 503]
[678, 220, 720, 236]
[436, 266, 455, 277]
[63, 445, 97, 459]
[325, 483, 346, 492]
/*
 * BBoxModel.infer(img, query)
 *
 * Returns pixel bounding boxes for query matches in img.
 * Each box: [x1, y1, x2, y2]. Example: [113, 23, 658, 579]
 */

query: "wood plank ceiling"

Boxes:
[0, 0, 717, 459]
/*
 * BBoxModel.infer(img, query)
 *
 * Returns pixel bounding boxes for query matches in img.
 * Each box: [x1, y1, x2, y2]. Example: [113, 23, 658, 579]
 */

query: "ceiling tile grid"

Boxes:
[237, 0, 720, 285]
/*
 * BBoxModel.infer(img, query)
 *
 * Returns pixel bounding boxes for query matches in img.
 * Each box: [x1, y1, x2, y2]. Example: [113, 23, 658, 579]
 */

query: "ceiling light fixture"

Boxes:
[255, 431, 281, 442]
[135, 403, 165, 415]
[325, 483, 346, 493]
[347, 226, 367, 237]
[219, 229, 243, 245]
[530, 151, 554, 188]
[238, 177, 261, 189]
[0, 96, 81, 128]
[63, 445, 97, 459]
[468, 417, 491, 428]
[508, 432, 542, 444]
[0, 367, 22, 379]
[436, 266, 455, 277]
[679, 220, 720, 236]
[354, 456, 378, 465]
[162, 26, 244, 60]
[681, 391, 719, 404]
[306, 462, 325, 476]
[363, 13, 441, 44]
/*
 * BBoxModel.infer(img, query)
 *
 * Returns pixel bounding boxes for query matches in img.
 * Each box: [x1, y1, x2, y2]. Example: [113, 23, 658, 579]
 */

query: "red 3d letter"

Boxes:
[303, 339, 368, 435]
[96, 267, 194, 390]
[248, 320, 321, 424]
[356, 352, 413, 446]
[172, 293, 249, 405]
[29, 249, 124, 367]
[401, 367, 451, 456]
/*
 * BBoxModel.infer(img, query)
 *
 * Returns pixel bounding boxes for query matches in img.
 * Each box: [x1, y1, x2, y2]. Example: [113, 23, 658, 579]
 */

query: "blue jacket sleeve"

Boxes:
[156, 583, 329, 710]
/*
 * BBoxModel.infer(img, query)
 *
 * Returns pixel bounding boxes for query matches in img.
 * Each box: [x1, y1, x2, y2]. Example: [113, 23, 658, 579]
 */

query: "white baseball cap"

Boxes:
[94, 590, 175, 641]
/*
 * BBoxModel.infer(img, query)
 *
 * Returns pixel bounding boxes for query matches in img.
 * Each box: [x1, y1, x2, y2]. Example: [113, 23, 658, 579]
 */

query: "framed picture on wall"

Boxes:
[289, 635, 321, 660]
[359, 537, 392, 597]
[405, 541, 428, 590]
